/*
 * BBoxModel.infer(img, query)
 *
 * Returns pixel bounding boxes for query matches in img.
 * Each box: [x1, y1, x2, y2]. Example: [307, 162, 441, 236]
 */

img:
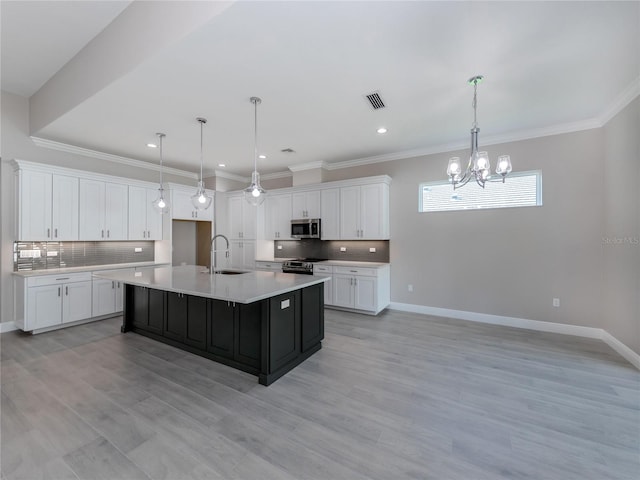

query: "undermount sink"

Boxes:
[212, 270, 250, 275]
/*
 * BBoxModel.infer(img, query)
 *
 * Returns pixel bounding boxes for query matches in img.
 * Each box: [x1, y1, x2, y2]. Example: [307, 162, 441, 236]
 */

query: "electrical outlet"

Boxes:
[340, 247, 347, 252]
[408, 284, 413, 292]
[369, 247, 376, 253]
[553, 298, 560, 307]
[277, 245, 283, 250]
[134, 247, 142, 253]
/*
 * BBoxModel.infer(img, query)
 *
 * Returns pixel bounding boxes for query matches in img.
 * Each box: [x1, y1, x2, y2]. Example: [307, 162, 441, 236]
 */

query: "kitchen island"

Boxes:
[94, 265, 328, 385]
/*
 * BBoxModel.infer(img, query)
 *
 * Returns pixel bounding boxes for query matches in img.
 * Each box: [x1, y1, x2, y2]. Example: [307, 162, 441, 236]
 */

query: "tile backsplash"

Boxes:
[274, 239, 389, 262]
[14, 241, 155, 271]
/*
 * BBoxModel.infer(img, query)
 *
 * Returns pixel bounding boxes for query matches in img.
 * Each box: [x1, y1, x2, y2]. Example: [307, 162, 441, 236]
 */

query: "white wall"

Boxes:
[324, 129, 607, 331]
[602, 97, 640, 354]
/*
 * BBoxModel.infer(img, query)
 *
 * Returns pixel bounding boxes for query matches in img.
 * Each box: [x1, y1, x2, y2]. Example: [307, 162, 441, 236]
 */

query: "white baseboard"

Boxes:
[0, 321, 18, 333]
[389, 302, 640, 370]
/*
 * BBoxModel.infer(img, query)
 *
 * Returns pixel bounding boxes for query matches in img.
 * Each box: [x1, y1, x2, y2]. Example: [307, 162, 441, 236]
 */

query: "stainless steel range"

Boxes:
[282, 258, 328, 275]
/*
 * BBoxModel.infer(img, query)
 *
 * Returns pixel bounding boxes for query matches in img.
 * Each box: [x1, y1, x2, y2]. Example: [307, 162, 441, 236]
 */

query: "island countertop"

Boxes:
[93, 265, 329, 304]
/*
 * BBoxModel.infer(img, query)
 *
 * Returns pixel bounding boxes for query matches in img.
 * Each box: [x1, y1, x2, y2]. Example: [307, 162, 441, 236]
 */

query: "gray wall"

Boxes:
[324, 129, 607, 331]
[603, 97, 640, 354]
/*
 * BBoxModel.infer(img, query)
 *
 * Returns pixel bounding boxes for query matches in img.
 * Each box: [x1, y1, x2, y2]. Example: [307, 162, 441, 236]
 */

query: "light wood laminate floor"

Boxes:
[1, 309, 639, 480]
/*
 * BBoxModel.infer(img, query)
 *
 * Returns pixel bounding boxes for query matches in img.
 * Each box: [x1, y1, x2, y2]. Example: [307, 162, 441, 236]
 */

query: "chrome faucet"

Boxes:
[210, 234, 230, 273]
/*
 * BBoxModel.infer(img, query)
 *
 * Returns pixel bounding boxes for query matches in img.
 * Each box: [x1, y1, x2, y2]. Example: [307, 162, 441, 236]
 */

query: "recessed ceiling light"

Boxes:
[147, 143, 157, 148]
[218, 163, 226, 167]
[377, 127, 388, 134]
[258, 154, 266, 159]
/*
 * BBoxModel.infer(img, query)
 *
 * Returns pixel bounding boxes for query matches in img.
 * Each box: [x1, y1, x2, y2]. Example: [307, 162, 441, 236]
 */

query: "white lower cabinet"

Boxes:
[313, 264, 333, 306]
[229, 240, 256, 270]
[92, 278, 124, 317]
[254, 261, 283, 272]
[330, 265, 390, 315]
[22, 272, 93, 331]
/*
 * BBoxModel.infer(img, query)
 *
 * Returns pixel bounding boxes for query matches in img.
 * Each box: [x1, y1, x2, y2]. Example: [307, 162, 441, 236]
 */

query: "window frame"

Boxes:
[418, 170, 543, 213]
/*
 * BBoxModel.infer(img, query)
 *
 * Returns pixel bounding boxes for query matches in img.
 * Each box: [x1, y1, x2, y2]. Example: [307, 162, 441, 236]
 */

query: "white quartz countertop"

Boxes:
[13, 262, 169, 277]
[93, 265, 329, 304]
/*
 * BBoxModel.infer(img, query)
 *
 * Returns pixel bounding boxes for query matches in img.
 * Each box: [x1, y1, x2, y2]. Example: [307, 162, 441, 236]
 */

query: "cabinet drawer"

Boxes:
[313, 265, 333, 274]
[27, 272, 92, 287]
[333, 266, 377, 277]
[255, 261, 283, 271]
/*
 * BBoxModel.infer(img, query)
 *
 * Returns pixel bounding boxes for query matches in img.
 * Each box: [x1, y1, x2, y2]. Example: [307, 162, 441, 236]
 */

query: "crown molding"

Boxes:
[30, 136, 198, 179]
[598, 76, 640, 125]
[211, 169, 248, 182]
[288, 161, 328, 172]
[262, 170, 293, 180]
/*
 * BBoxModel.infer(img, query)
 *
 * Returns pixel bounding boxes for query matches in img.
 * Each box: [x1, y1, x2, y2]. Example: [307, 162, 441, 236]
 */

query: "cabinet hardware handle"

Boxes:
[101, 230, 105, 238]
[148, 230, 150, 238]
[55, 277, 70, 281]
[142, 231, 146, 238]
[47, 228, 51, 238]
[107, 230, 110, 238]
[350, 270, 357, 272]
[65, 286, 68, 295]
[54, 228, 58, 238]
[58, 287, 61, 296]
[112, 281, 115, 289]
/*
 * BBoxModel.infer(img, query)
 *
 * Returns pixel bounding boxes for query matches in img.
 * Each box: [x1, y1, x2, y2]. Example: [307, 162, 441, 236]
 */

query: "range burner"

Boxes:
[282, 258, 327, 275]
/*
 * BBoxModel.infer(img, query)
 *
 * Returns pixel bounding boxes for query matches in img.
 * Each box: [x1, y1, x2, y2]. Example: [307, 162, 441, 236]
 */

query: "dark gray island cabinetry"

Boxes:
[101, 266, 327, 385]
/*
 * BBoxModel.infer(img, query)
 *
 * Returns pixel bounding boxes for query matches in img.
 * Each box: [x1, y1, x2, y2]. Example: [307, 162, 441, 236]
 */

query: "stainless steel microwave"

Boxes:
[290, 219, 321, 239]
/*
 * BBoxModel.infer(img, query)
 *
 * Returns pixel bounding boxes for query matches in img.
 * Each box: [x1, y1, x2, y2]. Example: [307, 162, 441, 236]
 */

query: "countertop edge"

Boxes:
[12, 262, 170, 277]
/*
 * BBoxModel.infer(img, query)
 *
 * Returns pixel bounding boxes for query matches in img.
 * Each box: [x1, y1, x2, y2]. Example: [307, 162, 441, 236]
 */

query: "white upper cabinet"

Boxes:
[291, 190, 320, 219]
[320, 188, 340, 240]
[15, 169, 79, 241]
[228, 194, 257, 240]
[128, 186, 162, 240]
[339, 183, 389, 240]
[264, 193, 291, 240]
[79, 179, 128, 240]
[171, 186, 214, 222]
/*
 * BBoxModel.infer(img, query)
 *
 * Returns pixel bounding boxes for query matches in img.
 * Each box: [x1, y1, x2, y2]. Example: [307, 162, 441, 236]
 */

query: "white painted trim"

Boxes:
[288, 161, 328, 172]
[0, 321, 18, 333]
[212, 169, 248, 182]
[601, 330, 640, 370]
[30, 136, 198, 180]
[262, 171, 293, 180]
[388, 302, 640, 370]
[598, 76, 640, 125]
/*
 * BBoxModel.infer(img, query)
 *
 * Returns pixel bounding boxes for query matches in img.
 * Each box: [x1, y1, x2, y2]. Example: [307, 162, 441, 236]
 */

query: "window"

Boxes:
[419, 170, 542, 212]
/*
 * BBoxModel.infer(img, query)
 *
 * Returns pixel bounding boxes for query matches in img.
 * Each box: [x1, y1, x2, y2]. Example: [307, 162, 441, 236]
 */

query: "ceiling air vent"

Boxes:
[281, 148, 295, 153]
[365, 91, 385, 110]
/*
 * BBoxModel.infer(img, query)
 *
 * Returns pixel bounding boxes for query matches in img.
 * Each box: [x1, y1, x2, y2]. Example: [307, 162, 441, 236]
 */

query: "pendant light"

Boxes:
[191, 117, 213, 210]
[244, 96, 266, 206]
[446, 75, 513, 189]
[152, 133, 170, 214]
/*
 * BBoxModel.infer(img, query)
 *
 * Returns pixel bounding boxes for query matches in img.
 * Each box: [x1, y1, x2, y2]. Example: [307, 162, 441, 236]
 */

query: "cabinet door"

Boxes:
[105, 183, 128, 240]
[92, 279, 117, 317]
[241, 240, 255, 270]
[354, 276, 377, 312]
[26, 284, 62, 330]
[269, 291, 300, 373]
[266, 194, 291, 240]
[236, 301, 263, 368]
[339, 186, 360, 239]
[62, 281, 93, 323]
[228, 241, 244, 269]
[301, 284, 324, 352]
[172, 189, 196, 220]
[146, 188, 163, 240]
[320, 188, 340, 240]
[360, 183, 388, 239]
[185, 296, 207, 350]
[147, 288, 165, 334]
[228, 196, 244, 239]
[165, 292, 187, 342]
[242, 200, 256, 239]
[131, 286, 149, 330]
[115, 282, 124, 312]
[208, 299, 235, 359]
[305, 191, 321, 218]
[332, 275, 355, 308]
[52, 174, 79, 240]
[291, 192, 307, 219]
[79, 179, 105, 240]
[323, 277, 333, 305]
[19, 170, 52, 241]
[128, 186, 148, 240]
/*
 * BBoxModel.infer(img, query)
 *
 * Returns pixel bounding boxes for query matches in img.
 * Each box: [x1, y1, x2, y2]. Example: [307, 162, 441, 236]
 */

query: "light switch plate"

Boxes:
[340, 247, 347, 252]
[135, 247, 143, 252]
[281, 299, 290, 309]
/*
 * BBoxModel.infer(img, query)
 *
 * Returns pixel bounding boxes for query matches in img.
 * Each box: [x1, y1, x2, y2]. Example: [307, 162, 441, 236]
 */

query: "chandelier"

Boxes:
[447, 75, 512, 189]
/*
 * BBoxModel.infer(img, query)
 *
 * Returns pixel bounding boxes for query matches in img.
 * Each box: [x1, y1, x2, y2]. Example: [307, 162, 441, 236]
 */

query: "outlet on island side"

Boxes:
[553, 298, 560, 307]
[340, 247, 347, 252]
[134, 247, 142, 252]
[369, 247, 376, 252]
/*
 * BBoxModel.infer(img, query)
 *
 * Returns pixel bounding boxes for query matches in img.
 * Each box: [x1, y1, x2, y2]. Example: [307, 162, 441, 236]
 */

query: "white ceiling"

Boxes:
[2, 1, 638, 177]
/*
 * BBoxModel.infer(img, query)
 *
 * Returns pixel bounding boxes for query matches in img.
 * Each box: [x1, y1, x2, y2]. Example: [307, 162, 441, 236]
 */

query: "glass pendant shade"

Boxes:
[152, 133, 170, 214]
[192, 180, 213, 210]
[447, 157, 462, 177]
[244, 171, 266, 206]
[192, 117, 213, 210]
[245, 96, 267, 206]
[496, 155, 513, 176]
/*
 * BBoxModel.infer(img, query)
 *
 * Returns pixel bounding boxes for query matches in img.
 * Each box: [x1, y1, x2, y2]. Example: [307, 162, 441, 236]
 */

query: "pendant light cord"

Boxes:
[472, 80, 478, 129]
[200, 119, 204, 183]
[253, 99, 258, 173]
[159, 134, 164, 187]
